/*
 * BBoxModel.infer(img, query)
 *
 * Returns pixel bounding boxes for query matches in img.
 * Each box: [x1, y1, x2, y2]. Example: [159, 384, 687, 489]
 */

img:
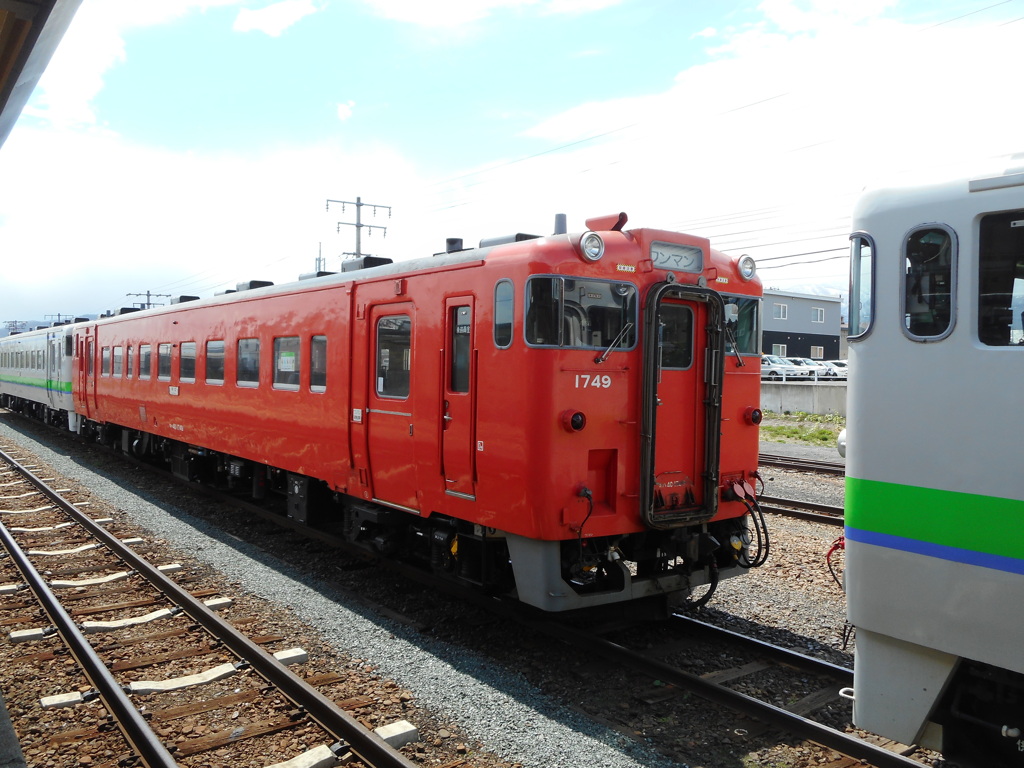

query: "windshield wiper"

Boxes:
[594, 322, 634, 364]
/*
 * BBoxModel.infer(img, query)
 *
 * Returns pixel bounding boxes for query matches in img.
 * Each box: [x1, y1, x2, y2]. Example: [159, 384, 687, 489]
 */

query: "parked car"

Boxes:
[788, 357, 834, 378]
[825, 360, 848, 379]
[761, 355, 807, 380]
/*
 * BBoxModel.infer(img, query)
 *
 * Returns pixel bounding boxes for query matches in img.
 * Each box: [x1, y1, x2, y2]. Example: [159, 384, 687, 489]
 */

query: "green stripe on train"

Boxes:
[0, 375, 73, 393]
[846, 477, 1024, 559]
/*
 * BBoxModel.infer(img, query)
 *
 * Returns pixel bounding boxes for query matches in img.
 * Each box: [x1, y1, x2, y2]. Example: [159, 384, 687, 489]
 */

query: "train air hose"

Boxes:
[737, 496, 771, 568]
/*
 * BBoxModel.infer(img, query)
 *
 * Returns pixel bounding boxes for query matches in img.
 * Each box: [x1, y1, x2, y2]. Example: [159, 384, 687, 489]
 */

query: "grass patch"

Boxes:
[759, 410, 844, 446]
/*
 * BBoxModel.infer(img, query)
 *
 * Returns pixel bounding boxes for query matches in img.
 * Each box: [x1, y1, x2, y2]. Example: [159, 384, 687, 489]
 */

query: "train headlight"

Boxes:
[738, 254, 756, 281]
[561, 410, 587, 432]
[577, 232, 605, 262]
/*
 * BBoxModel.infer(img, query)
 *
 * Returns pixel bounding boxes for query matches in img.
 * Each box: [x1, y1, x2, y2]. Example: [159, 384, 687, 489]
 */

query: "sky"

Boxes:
[2, 0, 1024, 326]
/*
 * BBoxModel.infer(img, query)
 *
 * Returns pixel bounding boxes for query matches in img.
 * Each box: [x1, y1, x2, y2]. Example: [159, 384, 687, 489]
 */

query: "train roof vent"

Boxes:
[171, 295, 200, 304]
[74, 317, 89, 323]
[115, 307, 140, 316]
[235, 280, 274, 292]
[215, 289, 237, 296]
[299, 271, 338, 280]
[341, 256, 393, 272]
[478, 232, 540, 248]
[35, 325, 47, 330]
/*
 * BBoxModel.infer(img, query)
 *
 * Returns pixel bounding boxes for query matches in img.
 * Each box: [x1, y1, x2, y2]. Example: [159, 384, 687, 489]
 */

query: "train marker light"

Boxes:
[577, 232, 605, 262]
[561, 410, 587, 432]
[744, 407, 763, 425]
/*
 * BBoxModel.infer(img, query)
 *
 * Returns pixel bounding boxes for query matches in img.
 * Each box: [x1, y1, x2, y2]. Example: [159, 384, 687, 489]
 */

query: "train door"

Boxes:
[365, 304, 420, 512]
[640, 284, 725, 528]
[46, 335, 60, 409]
[74, 328, 95, 418]
[441, 297, 477, 500]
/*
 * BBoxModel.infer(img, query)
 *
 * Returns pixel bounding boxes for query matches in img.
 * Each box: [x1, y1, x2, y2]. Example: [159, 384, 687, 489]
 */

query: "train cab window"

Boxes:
[206, 340, 225, 384]
[139, 344, 151, 380]
[902, 227, 955, 340]
[376, 315, 411, 398]
[494, 280, 514, 348]
[158, 343, 172, 381]
[660, 304, 694, 369]
[978, 209, 1024, 346]
[310, 335, 327, 392]
[525, 276, 637, 349]
[723, 296, 760, 356]
[112, 347, 123, 377]
[849, 235, 874, 339]
[126, 345, 133, 378]
[237, 338, 260, 387]
[180, 342, 196, 383]
[273, 337, 300, 390]
[101, 347, 111, 376]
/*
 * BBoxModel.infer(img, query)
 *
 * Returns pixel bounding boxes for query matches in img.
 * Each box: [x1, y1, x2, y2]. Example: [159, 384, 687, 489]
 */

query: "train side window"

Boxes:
[112, 347, 123, 377]
[902, 226, 955, 340]
[310, 335, 327, 392]
[494, 280, 514, 348]
[139, 344, 151, 380]
[180, 342, 197, 383]
[101, 347, 111, 376]
[126, 345, 133, 378]
[158, 343, 172, 381]
[376, 315, 411, 398]
[237, 338, 260, 387]
[978, 209, 1024, 346]
[205, 340, 225, 384]
[273, 336, 300, 390]
[848, 234, 875, 339]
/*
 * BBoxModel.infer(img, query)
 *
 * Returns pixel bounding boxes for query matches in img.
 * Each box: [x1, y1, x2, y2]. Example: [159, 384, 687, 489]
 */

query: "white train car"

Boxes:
[0, 323, 80, 431]
[844, 156, 1024, 766]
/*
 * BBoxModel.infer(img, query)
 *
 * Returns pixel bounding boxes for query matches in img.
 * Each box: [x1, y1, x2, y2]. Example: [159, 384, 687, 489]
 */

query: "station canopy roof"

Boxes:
[0, 0, 81, 150]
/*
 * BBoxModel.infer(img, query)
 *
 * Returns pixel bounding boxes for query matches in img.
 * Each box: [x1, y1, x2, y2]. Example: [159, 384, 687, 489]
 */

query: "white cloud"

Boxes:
[233, 0, 322, 37]
[336, 100, 356, 121]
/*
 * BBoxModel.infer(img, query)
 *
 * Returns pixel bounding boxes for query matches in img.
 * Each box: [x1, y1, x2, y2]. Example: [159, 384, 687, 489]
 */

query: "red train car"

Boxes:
[71, 213, 766, 614]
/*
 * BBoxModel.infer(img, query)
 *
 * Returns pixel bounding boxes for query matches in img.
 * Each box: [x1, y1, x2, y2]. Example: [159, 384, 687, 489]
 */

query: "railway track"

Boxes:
[0, 444, 419, 768]
[758, 494, 844, 526]
[534, 615, 927, 768]
[759, 453, 845, 475]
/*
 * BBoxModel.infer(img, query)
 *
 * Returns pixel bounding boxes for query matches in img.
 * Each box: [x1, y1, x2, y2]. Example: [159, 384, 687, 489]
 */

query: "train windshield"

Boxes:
[525, 277, 637, 349]
[723, 296, 760, 355]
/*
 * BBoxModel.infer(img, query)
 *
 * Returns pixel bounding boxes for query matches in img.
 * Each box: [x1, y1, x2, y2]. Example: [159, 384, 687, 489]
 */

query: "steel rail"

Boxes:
[1, 448, 418, 768]
[759, 453, 846, 475]
[669, 613, 852, 680]
[757, 494, 845, 526]
[0, 449, 178, 768]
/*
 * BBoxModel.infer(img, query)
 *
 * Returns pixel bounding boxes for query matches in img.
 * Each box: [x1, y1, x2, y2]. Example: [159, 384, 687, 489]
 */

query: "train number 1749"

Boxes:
[574, 374, 612, 389]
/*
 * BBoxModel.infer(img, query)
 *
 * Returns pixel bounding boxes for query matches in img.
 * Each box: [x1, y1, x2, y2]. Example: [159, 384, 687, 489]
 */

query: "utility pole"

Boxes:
[326, 196, 391, 259]
[45, 314, 73, 326]
[3, 320, 25, 335]
[126, 291, 171, 310]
